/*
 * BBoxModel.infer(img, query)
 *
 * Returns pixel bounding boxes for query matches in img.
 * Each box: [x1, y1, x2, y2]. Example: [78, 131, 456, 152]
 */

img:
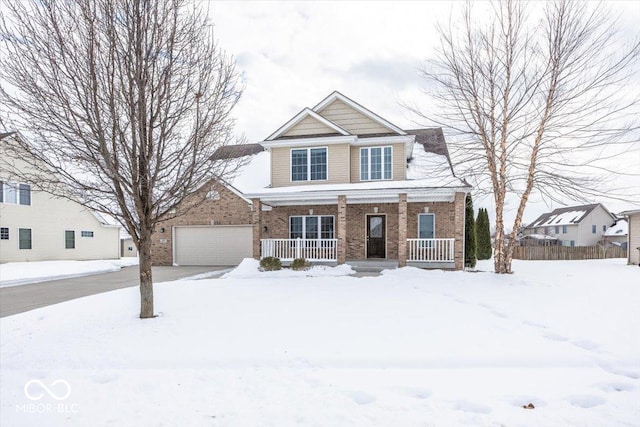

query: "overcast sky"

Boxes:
[210, 0, 640, 225]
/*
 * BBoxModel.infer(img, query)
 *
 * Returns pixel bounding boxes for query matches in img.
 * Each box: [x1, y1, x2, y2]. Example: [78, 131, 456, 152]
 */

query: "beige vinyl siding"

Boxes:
[317, 99, 392, 135]
[350, 143, 406, 182]
[281, 115, 337, 137]
[271, 144, 350, 187]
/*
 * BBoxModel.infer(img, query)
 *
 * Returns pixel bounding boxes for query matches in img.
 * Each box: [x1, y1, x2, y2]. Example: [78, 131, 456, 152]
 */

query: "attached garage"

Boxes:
[173, 225, 252, 266]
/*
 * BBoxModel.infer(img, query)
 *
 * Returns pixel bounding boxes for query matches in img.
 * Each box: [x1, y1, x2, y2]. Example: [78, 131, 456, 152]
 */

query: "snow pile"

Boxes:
[222, 257, 355, 278]
[0, 257, 139, 287]
[1, 258, 638, 426]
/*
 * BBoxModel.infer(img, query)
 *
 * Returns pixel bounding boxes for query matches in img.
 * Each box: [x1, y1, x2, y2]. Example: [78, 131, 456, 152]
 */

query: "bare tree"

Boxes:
[0, 0, 242, 317]
[411, 0, 640, 273]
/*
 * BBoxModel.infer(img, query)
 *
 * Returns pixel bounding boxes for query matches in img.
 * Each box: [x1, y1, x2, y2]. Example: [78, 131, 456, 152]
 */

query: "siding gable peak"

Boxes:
[266, 108, 350, 141]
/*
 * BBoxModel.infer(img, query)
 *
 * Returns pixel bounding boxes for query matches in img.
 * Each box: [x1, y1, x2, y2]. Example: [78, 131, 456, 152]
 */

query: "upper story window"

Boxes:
[291, 148, 327, 182]
[0, 181, 31, 205]
[360, 146, 392, 180]
[592, 225, 596, 234]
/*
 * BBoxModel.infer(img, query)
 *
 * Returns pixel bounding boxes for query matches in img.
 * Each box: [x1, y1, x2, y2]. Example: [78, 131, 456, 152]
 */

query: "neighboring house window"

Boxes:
[65, 230, 75, 249]
[289, 215, 334, 239]
[0, 181, 30, 205]
[291, 148, 327, 181]
[562, 225, 567, 234]
[554, 226, 559, 234]
[360, 146, 392, 180]
[418, 214, 435, 239]
[592, 225, 596, 234]
[570, 240, 575, 247]
[81, 231, 94, 237]
[0, 227, 8, 240]
[602, 225, 606, 232]
[19, 228, 32, 249]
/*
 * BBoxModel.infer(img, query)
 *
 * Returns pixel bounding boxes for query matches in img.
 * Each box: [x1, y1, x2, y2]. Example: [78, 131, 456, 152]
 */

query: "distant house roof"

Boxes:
[526, 203, 615, 228]
[518, 234, 558, 241]
[604, 219, 628, 237]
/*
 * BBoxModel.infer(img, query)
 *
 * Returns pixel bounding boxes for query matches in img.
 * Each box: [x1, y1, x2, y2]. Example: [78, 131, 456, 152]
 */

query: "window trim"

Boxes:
[360, 146, 393, 181]
[290, 147, 329, 182]
[417, 213, 436, 239]
[289, 215, 335, 240]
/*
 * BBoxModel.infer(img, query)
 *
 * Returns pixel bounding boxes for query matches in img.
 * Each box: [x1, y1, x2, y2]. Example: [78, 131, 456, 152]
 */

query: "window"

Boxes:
[81, 231, 94, 238]
[289, 215, 334, 239]
[570, 240, 575, 247]
[562, 225, 567, 234]
[554, 226, 559, 234]
[206, 186, 220, 200]
[418, 214, 435, 239]
[360, 146, 392, 180]
[0, 181, 30, 205]
[19, 228, 31, 249]
[65, 230, 75, 249]
[592, 225, 596, 234]
[0, 227, 8, 240]
[291, 148, 327, 181]
[602, 225, 606, 232]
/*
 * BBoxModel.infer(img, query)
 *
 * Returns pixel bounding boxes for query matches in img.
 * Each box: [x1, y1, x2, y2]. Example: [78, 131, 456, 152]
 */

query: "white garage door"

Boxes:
[174, 226, 252, 266]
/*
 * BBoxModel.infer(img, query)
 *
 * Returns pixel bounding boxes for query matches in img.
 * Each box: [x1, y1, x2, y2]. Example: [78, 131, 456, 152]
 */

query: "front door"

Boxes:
[367, 215, 386, 258]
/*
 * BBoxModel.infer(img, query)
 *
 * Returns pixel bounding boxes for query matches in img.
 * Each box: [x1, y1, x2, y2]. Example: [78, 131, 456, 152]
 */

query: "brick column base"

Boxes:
[337, 195, 347, 264]
[252, 198, 262, 259]
[398, 193, 408, 267]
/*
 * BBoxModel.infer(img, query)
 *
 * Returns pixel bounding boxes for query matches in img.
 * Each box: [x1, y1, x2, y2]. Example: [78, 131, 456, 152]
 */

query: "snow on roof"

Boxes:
[519, 234, 558, 240]
[226, 150, 270, 194]
[406, 142, 460, 185]
[528, 204, 597, 227]
[604, 219, 628, 237]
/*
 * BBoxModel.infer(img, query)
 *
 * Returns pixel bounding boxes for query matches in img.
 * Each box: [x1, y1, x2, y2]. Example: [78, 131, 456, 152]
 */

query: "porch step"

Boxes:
[346, 260, 398, 273]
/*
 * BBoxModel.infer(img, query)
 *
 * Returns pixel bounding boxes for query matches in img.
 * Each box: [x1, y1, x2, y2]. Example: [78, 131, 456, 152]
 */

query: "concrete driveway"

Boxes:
[0, 265, 229, 318]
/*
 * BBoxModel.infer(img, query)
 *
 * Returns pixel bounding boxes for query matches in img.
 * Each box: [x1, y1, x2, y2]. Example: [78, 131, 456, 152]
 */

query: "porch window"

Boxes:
[289, 215, 334, 239]
[360, 146, 392, 180]
[291, 148, 327, 181]
[418, 213, 435, 239]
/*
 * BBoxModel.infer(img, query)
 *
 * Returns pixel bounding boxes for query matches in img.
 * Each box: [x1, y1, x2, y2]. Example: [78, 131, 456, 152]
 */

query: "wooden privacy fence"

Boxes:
[512, 245, 627, 261]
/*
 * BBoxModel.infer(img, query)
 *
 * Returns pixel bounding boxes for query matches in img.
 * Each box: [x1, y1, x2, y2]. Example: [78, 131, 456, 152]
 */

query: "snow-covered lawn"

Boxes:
[0, 258, 139, 287]
[1, 258, 638, 426]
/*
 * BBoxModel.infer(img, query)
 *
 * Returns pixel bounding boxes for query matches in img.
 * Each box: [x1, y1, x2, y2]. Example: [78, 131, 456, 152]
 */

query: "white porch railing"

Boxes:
[407, 238, 455, 262]
[261, 238, 338, 261]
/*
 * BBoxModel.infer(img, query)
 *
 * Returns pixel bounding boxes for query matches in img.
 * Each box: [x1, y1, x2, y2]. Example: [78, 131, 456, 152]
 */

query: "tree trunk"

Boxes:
[138, 234, 155, 319]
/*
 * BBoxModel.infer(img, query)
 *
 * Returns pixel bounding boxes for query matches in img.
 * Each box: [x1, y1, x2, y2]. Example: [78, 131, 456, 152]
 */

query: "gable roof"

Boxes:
[604, 219, 628, 237]
[313, 91, 407, 136]
[527, 204, 615, 228]
[406, 128, 453, 171]
[266, 107, 351, 141]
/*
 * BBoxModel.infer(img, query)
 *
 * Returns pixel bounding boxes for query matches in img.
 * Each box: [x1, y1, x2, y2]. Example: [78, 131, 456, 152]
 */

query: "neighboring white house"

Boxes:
[522, 203, 617, 247]
[620, 210, 640, 266]
[0, 132, 120, 263]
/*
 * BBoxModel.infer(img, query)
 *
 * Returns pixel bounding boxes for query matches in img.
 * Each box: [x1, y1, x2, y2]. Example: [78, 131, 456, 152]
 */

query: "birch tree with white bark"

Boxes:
[0, 0, 242, 317]
[412, 0, 640, 273]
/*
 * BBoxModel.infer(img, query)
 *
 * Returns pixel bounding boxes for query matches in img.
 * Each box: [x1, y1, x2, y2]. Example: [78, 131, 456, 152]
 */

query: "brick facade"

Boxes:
[150, 181, 253, 265]
[256, 194, 467, 269]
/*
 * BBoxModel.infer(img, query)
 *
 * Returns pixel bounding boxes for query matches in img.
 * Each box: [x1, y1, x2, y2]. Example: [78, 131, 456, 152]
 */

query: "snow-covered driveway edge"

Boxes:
[0, 258, 140, 288]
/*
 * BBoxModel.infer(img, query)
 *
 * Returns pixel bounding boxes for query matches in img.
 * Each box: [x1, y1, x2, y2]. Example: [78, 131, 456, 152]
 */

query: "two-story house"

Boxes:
[245, 91, 471, 269]
[521, 203, 617, 247]
[0, 132, 121, 262]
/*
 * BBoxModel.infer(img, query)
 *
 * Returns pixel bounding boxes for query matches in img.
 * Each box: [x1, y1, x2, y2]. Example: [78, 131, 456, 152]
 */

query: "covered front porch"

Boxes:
[249, 190, 466, 270]
[260, 237, 456, 265]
